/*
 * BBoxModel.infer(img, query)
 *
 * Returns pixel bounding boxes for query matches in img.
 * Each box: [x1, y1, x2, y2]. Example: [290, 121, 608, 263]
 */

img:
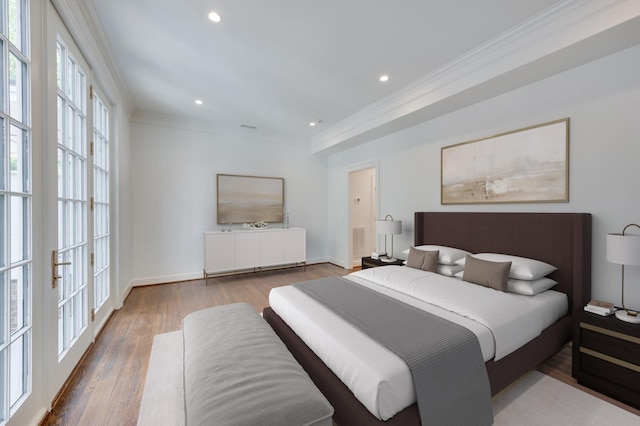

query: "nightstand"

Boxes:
[572, 309, 640, 409]
[361, 256, 405, 269]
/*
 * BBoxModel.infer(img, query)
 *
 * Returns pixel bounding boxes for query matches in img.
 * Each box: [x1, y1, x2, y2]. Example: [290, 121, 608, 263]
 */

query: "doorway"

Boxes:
[348, 167, 377, 267]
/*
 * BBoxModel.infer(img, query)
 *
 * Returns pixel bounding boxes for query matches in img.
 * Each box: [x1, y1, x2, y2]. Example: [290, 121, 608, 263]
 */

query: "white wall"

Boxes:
[328, 43, 640, 308]
[130, 120, 329, 284]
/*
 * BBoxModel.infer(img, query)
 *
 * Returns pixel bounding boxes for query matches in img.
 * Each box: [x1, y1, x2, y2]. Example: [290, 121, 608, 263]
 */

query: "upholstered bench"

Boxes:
[182, 303, 334, 426]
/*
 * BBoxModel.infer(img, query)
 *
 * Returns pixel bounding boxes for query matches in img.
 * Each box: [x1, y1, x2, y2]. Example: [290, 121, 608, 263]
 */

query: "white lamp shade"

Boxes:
[376, 220, 402, 235]
[606, 233, 640, 266]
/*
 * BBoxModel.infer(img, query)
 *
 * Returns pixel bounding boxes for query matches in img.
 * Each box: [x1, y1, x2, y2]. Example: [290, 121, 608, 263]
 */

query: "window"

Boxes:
[0, 0, 31, 420]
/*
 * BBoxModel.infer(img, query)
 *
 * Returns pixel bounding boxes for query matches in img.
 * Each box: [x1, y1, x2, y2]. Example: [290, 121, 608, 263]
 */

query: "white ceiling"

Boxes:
[86, 0, 640, 150]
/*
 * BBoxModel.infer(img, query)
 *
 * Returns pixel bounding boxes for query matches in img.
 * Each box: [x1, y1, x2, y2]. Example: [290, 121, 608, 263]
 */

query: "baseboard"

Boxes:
[121, 282, 134, 306]
[130, 259, 340, 288]
[93, 307, 114, 337]
[131, 272, 205, 287]
[327, 257, 350, 269]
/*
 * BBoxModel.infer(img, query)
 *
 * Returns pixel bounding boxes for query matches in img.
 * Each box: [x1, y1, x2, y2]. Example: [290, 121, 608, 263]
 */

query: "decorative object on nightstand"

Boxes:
[584, 299, 617, 316]
[376, 215, 402, 262]
[607, 223, 640, 324]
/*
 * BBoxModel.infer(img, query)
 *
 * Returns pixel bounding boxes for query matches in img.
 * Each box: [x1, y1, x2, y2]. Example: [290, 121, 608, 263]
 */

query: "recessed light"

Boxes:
[208, 11, 222, 23]
[379, 75, 389, 82]
[195, 99, 203, 105]
[309, 122, 316, 127]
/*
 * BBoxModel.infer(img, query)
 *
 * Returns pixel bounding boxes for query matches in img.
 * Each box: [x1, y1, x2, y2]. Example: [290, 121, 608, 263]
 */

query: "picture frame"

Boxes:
[441, 118, 569, 204]
[217, 174, 284, 224]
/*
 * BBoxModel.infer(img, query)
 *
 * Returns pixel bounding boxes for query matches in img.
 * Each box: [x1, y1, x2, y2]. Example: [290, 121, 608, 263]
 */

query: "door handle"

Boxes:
[52, 250, 72, 289]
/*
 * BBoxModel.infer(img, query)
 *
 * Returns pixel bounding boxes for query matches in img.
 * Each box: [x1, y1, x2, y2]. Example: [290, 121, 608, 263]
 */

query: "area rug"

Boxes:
[138, 331, 639, 425]
[492, 370, 638, 425]
[137, 331, 184, 426]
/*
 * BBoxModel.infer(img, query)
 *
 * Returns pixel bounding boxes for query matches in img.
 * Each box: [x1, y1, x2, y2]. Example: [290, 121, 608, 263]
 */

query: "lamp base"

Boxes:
[615, 309, 640, 324]
[380, 256, 397, 262]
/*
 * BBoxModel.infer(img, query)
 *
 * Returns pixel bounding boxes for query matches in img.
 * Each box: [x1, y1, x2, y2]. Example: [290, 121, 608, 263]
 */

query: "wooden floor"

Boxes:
[39, 263, 639, 425]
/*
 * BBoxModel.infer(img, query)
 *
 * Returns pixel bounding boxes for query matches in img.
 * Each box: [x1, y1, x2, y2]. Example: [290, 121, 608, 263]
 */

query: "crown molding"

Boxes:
[311, 0, 640, 154]
[131, 111, 305, 147]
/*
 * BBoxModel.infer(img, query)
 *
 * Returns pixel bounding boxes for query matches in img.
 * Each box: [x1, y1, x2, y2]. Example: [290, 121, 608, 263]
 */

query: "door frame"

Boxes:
[346, 161, 379, 269]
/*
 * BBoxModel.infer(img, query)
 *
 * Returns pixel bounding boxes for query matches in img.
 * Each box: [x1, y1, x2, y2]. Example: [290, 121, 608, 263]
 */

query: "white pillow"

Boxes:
[401, 262, 463, 277]
[402, 245, 471, 265]
[455, 253, 556, 280]
[453, 271, 557, 295]
[507, 277, 558, 296]
[437, 264, 464, 277]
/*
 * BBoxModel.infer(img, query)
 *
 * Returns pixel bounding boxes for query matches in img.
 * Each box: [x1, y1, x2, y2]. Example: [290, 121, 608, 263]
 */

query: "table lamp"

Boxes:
[606, 223, 640, 323]
[376, 215, 402, 262]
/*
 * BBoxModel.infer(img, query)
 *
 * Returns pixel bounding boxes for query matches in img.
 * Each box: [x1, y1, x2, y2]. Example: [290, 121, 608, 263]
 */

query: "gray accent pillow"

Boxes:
[406, 247, 439, 272]
[462, 255, 511, 292]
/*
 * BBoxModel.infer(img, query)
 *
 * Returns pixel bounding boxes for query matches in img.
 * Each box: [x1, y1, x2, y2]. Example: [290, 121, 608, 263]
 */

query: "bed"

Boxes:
[263, 212, 592, 425]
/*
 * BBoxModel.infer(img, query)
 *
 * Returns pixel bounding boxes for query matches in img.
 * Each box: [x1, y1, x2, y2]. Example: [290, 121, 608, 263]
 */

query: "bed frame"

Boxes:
[263, 212, 591, 425]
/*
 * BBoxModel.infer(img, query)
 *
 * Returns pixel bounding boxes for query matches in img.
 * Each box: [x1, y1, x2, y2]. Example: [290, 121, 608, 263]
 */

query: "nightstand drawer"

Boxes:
[580, 322, 640, 365]
[581, 351, 640, 393]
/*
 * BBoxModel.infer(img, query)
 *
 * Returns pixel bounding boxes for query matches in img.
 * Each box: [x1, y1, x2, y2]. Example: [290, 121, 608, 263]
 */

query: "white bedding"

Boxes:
[268, 266, 567, 421]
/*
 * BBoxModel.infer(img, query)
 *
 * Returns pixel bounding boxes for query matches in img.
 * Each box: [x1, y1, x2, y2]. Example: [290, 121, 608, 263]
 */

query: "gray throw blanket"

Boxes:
[294, 277, 493, 425]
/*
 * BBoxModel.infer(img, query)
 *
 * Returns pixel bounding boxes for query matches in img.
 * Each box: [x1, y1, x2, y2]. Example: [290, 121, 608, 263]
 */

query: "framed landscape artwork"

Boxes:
[217, 174, 284, 224]
[441, 118, 569, 204]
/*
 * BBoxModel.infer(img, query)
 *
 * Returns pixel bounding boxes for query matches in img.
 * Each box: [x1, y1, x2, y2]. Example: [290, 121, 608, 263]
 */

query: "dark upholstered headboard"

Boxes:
[414, 212, 592, 312]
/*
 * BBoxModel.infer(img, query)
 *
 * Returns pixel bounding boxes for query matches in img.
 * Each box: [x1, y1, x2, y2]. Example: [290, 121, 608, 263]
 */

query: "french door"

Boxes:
[0, 0, 32, 423]
[0, 2, 113, 424]
[45, 6, 94, 399]
[91, 85, 111, 330]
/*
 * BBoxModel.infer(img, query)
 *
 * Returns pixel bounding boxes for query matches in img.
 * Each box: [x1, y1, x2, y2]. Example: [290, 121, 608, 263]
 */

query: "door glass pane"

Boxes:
[0, 195, 4, 269]
[0, 41, 4, 113]
[0, 347, 4, 422]
[0, 117, 4, 191]
[9, 52, 26, 122]
[9, 195, 27, 263]
[9, 263, 28, 334]
[56, 95, 63, 145]
[65, 56, 73, 99]
[7, 0, 25, 53]
[9, 331, 29, 406]
[0, 272, 5, 346]
[10, 124, 27, 193]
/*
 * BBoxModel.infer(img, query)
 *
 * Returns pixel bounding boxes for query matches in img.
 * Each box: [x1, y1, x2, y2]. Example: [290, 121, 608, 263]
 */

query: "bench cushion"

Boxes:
[183, 303, 333, 426]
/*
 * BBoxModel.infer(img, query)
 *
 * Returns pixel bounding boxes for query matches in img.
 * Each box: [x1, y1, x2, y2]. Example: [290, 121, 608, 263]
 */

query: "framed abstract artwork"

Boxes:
[217, 174, 284, 224]
[441, 118, 569, 204]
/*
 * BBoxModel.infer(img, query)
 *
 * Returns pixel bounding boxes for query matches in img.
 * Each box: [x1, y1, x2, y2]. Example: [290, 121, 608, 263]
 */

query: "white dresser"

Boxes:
[204, 228, 306, 276]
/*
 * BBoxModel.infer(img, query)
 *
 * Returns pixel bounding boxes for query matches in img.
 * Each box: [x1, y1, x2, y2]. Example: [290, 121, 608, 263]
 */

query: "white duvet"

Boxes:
[269, 266, 567, 420]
